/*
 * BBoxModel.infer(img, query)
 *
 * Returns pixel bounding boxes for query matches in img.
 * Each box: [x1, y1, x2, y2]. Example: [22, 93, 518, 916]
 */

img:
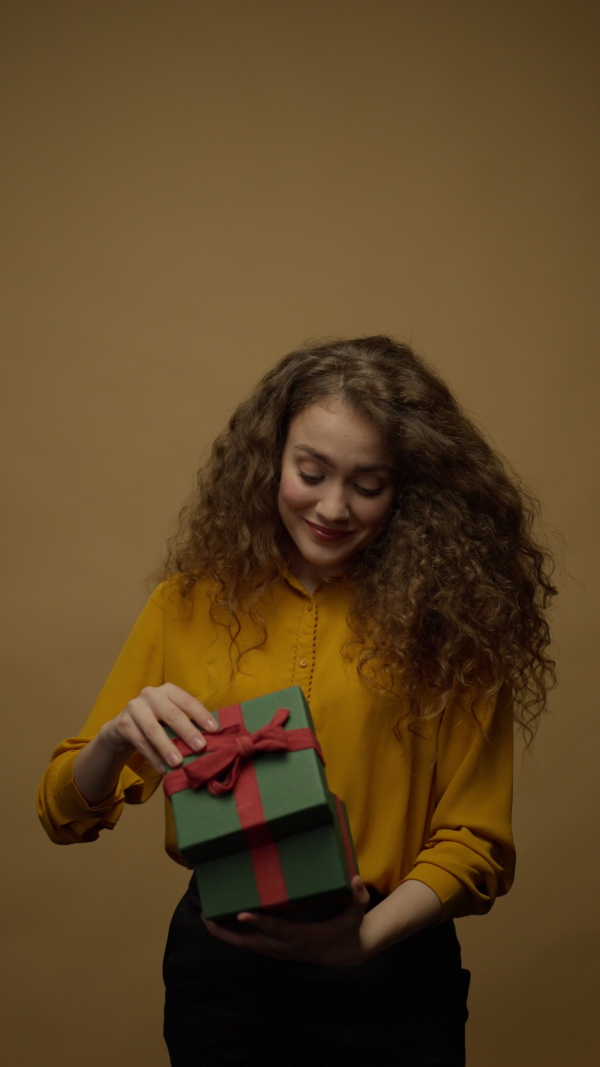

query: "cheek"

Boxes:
[358, 497, 394, 533]
[278, 472, 313, 512]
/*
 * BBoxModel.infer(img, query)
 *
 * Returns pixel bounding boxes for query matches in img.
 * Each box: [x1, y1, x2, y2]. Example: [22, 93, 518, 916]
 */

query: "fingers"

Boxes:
[235, 911, 296, 940]
[234, 880, 369, 944]
[137, 687, 208, 755]
[160, 684, 219, 733]
[203, 900, 368, 967]
[107, 684, 218, 774]
[202, 916, 286, 957]
[121, 720, 172, 776]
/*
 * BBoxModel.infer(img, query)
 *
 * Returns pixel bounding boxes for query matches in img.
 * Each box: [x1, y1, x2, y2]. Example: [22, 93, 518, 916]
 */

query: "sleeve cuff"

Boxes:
[53, 753, 152, 828]
[54, 756, 126, 827]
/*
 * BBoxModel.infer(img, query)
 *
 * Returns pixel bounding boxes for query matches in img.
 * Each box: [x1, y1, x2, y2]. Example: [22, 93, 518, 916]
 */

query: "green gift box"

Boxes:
[163, 686, 359, 921]
[194, 789, 358, 923]
[164, 687, 333, 864]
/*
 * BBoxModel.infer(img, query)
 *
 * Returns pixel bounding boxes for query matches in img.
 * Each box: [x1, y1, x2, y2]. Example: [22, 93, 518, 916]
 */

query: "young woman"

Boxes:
[37, 336, 556, 1066]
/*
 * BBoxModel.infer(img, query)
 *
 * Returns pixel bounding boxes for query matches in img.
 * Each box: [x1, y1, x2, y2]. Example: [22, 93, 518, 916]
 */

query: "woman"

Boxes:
[37, 336, 556, 1066]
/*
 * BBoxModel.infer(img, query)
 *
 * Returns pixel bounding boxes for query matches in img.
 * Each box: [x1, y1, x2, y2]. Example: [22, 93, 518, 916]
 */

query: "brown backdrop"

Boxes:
[2, 2, 599, 1064]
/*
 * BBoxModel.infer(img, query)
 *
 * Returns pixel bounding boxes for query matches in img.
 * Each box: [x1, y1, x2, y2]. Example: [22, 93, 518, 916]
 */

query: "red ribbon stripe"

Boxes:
[163, 704, 324, 909]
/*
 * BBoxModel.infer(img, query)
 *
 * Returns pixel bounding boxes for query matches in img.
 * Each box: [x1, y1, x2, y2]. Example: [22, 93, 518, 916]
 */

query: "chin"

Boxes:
[297, 533, 355, 565]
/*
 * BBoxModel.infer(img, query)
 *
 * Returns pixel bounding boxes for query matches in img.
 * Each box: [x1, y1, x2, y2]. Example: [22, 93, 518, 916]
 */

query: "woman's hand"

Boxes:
[202, 876, 374, 968]
[202, 877, 443, 968]
[99, 682, 218, 774]
[73, 684, 217, 806]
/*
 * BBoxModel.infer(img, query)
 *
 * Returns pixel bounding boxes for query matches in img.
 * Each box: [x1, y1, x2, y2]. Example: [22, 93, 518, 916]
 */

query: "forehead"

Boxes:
[285, 399, 391, 464]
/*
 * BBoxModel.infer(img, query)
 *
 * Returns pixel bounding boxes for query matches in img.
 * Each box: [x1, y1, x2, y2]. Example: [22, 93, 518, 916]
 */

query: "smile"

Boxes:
[302, 519, 354, 542]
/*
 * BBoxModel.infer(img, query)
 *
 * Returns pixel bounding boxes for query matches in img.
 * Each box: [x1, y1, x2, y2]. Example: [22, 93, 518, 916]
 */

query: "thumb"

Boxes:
[350, 875, 370, 910]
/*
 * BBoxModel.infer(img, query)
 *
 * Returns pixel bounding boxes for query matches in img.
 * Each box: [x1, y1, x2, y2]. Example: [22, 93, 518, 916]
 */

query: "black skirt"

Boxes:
[163, 876, 470, 1067]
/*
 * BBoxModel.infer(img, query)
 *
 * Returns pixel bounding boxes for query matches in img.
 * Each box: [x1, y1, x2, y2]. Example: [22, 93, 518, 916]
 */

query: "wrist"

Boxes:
[72, 728, 134, 807]
[359, 906, 393, 960]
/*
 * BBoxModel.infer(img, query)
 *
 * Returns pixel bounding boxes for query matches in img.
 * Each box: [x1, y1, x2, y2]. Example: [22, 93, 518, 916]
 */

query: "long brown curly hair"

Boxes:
[161, 335, 556, 739]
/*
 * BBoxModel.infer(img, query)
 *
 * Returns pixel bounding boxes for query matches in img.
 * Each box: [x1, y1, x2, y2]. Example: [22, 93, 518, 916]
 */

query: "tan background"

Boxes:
[2, 2, 599, 1064]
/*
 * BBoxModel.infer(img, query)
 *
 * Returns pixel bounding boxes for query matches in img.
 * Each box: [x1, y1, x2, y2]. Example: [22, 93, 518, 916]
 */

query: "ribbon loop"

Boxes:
[163, 706, 323, 799]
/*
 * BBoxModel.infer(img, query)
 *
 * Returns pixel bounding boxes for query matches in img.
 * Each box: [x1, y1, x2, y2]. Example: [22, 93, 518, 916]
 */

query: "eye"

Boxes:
[354, 485, 383, 498]
[298, 471, 323, 485]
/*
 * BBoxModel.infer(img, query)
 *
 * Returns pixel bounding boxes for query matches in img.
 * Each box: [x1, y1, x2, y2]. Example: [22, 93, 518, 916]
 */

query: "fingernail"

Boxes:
[167, 750, 182, 766]
[191, 735, 206, 751]
[205, 717, 218, 731]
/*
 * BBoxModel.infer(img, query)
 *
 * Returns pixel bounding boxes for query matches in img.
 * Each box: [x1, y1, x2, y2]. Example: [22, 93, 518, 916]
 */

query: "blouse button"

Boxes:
[306, 602, 314, 611]
[299, 658, 308, 668]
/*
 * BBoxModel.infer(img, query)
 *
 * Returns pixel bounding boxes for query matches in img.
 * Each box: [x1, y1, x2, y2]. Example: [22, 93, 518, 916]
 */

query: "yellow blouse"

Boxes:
[37, 573, 515, 922]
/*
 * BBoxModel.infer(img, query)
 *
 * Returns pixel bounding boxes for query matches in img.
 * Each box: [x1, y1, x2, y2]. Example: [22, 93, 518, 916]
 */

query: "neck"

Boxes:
[288, 550, 346, 595]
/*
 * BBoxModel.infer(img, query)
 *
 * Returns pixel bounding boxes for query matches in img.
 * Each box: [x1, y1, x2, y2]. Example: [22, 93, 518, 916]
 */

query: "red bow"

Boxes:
[163, 707, 322, 798]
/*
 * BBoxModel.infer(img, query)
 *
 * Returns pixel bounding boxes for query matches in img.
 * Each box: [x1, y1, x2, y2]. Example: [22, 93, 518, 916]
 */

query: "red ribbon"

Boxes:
[163, 706, 323, 797]
[163, 704, 325, 909]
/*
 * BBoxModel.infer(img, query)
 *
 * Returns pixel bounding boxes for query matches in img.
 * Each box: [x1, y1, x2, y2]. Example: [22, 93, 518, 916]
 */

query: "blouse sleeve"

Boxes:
[36, 588, 167, 845]
[401, 683, 516, 921]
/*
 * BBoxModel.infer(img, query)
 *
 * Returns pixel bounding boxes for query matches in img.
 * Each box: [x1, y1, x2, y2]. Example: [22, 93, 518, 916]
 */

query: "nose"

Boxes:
[315, 482, 351, 524]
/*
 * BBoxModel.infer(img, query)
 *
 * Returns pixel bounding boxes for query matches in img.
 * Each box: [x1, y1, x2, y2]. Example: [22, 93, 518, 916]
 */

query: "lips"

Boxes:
[302, 519, 353, 542]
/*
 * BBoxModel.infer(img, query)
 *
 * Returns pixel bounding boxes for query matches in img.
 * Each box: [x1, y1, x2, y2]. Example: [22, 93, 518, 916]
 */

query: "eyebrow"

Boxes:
[293, 444, 396, 474]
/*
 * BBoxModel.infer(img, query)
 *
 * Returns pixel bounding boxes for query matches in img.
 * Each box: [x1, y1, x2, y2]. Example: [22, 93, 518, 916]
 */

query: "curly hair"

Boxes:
[160, 335, 556, 740]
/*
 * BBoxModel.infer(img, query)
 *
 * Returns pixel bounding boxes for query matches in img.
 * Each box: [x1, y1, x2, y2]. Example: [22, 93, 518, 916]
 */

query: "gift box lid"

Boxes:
[165, 686, 333, 864]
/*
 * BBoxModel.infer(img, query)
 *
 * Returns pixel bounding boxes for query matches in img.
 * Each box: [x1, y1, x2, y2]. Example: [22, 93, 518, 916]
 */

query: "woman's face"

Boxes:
[277, 398, 396, 589]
